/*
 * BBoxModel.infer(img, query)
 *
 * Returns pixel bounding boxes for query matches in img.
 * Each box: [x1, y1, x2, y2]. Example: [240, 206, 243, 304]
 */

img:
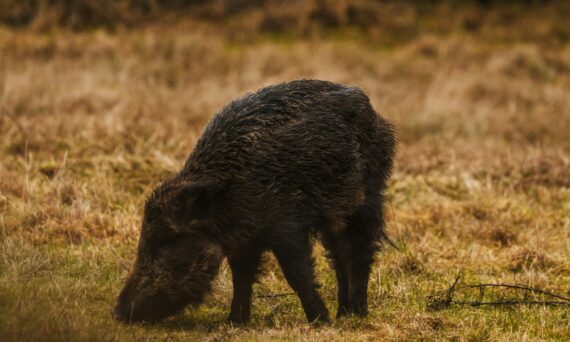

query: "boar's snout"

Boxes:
[113, 273, 195, 324]
[113, 275, 178, 324]
[113, 297, 171, 324]
[113, 295, 170, 324]
[113, 276, 142, 323]
[113, 302, 135, 323]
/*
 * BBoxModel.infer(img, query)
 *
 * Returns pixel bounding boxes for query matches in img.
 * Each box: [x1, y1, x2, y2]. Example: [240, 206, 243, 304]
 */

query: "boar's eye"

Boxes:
[156, 235, 199, 262]
[139, 230, 178, 257]
[155, 236, 176, 250]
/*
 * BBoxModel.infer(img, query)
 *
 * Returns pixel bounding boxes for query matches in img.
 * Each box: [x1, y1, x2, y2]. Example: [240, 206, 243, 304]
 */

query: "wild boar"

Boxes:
[114, 79, 396, 324]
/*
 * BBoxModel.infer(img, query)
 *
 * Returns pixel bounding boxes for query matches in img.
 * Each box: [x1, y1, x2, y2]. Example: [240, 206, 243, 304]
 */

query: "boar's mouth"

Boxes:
[113, 272, 213, 324]
[113, 291, 189, 324]
[113, 247, 223, 324]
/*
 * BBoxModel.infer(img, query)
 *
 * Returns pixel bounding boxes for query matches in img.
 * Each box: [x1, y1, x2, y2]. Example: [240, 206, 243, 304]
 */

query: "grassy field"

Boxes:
[1, 3, 570, 341]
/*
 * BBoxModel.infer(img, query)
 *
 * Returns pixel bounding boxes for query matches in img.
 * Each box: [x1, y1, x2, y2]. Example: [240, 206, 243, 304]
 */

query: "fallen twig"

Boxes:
[427, 276, 570, 310]
[426, 275, 461, 310]
[451, 301, 570, 307]
[461, 283, 570, 302]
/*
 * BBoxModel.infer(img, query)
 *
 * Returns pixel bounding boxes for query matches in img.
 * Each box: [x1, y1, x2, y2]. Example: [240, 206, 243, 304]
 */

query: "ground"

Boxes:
[0, 5, 569, 341]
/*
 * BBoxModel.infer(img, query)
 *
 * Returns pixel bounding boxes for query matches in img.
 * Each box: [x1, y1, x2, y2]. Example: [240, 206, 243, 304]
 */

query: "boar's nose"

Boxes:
[114, 302, 146, 324]
[114, 275, 138, 323]
[114, 290, 139, 324]
[113, 303, 130, 323]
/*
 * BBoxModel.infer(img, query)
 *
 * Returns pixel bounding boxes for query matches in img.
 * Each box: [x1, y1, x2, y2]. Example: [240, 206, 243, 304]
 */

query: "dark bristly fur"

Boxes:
[114, 79, 396, 324]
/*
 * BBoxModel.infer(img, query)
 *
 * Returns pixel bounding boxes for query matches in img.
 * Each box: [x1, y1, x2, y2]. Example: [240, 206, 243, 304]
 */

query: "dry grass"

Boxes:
[1, 5, 570, 341]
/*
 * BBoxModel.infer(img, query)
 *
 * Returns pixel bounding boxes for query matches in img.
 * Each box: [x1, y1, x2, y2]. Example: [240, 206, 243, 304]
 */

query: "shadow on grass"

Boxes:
[142, 309, 379, 334]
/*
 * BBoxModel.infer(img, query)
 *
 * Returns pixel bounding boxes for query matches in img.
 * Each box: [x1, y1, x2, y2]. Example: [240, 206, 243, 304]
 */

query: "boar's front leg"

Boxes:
[227, 247, 263, 324]
[271, 232, 330, 323]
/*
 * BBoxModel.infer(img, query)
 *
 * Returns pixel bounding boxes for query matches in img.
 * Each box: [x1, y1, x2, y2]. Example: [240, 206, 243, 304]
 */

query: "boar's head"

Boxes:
[114, 179, 225, 324]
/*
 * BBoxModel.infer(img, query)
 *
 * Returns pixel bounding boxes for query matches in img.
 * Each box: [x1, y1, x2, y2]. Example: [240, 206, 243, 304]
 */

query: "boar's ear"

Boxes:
[171, 180, 226, 223]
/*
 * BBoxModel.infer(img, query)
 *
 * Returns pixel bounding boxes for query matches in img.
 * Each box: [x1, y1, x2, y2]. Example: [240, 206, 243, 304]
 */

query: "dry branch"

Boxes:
[427, 276, 570, 310]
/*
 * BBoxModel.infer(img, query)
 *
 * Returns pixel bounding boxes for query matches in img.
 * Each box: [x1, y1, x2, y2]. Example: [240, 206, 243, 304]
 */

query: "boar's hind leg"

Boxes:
[228, 247, 264, 324]
[345, 200, 384, 316]
[272, 233, 330, 323]
[321, 231, 351, 318]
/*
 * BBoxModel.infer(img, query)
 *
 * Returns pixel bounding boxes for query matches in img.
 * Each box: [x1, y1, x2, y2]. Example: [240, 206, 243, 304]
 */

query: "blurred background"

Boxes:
[0, 1, 569, 340]
[1, 0, 569, 149]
